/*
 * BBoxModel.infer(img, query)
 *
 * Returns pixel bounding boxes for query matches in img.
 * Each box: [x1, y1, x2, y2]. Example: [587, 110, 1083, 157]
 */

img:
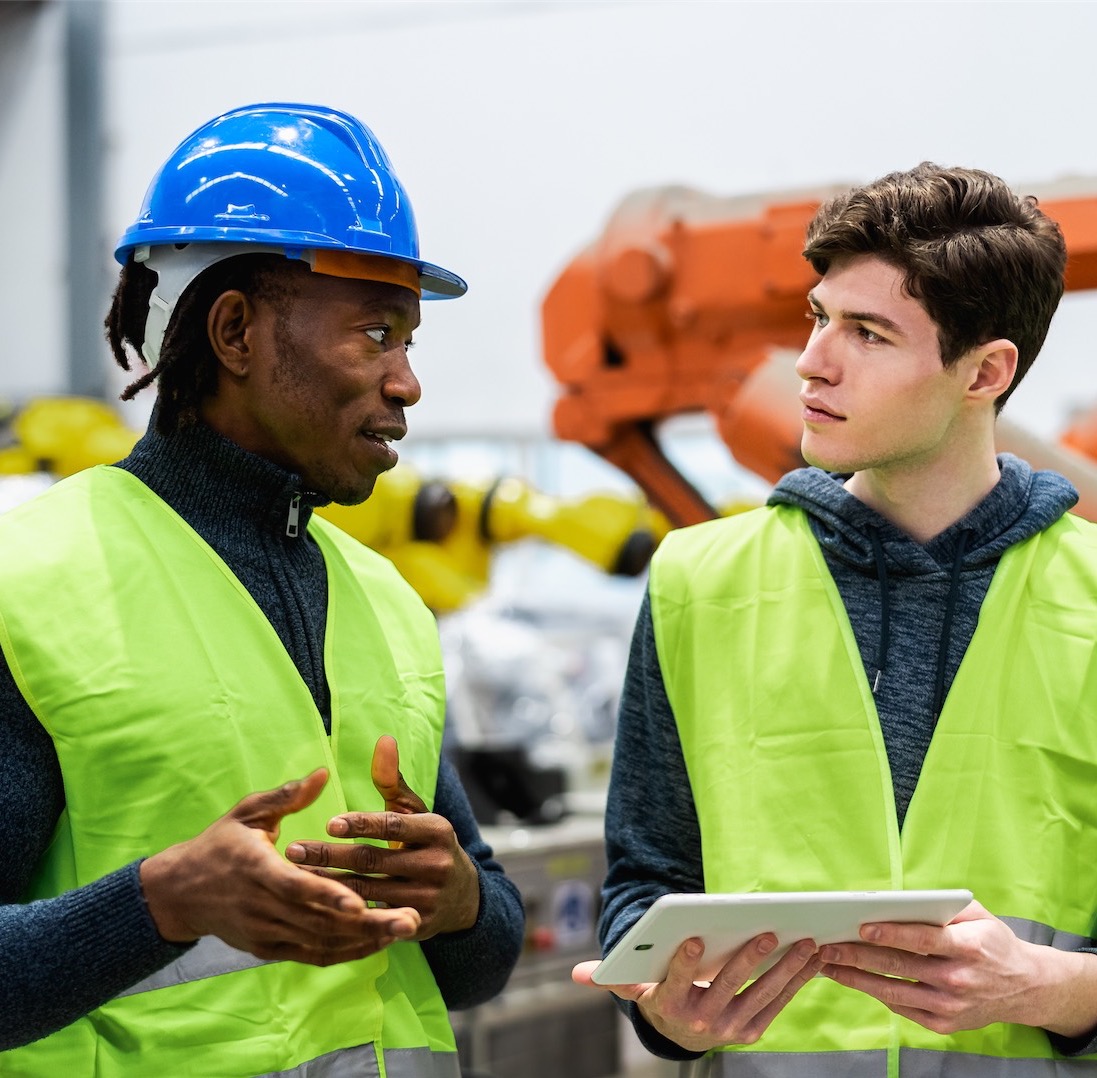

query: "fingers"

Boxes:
[852, 899, 987, 957]
[227, 903, 422, 967]
[230, 768, 330, 835]
[660, 936, 712, 998]
[289, 808, 450, 867]
[370, 734, 402, 800]
[735, 943, 823, 1042]
[370, 735, 429, 815]
[621, 935, 820, 1053]
[688, 936, 812, 1028]
[140, 768, 437, 968]
[820, 940, 935, 981]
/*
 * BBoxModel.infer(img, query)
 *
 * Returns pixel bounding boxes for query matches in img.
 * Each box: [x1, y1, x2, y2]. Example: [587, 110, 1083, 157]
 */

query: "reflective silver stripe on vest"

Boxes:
[260, 1042, 380, 1077]
[258, 1039, 460, 1074]
[1002, 916, 1094, 951]
[693, 1051, 884, 1077]
[381, 1048, 461, 1078]
[115, 935, 269, 998]
[257, 1044, 459, 1077]
[696, 1048, 1097, 1076]
[901, 1049, 1096, 1076]
[114, 941, 460, 1076]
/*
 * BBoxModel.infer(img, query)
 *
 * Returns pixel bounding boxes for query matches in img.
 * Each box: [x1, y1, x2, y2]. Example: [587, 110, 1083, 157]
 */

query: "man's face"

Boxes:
[224, 269, 422, 504]
[795, 254, 975, 478]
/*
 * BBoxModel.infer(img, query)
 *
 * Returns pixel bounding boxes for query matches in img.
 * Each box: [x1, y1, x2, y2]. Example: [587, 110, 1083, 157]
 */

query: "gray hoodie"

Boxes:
[600, 454, 1089, 1060]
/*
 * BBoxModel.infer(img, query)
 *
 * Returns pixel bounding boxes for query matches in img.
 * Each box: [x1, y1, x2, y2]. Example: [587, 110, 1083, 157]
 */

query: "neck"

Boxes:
[844, 430, 1002, 545]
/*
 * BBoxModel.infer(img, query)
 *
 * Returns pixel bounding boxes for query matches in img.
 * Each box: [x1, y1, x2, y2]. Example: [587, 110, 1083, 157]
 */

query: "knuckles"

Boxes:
[346, 842, 386, 873]
[378, 811, 409, 843]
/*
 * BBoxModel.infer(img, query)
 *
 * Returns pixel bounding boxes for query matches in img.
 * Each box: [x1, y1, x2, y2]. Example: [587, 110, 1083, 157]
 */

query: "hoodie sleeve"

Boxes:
[599, 588, 706, 1061]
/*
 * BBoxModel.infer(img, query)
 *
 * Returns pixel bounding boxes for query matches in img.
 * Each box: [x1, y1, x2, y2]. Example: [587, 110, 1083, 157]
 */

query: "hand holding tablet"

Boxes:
[592, 889, 973, 986]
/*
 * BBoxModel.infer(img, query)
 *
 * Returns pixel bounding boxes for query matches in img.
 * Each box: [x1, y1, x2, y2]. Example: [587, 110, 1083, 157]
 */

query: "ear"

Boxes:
[206, 290, 255, 377]
[965, 339, 1018, 404]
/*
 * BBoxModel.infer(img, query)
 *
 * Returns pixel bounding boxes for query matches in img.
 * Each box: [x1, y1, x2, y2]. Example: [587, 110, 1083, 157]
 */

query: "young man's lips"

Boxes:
[801, 397, 843, 421]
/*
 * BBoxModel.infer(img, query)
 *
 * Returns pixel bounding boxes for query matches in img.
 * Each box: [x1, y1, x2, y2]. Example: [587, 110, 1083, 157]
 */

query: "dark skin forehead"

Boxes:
[256, 259, 422, 330]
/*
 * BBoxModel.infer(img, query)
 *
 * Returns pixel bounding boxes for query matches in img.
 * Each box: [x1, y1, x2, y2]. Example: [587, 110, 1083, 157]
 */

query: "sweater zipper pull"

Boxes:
[286, 494, 301, 538]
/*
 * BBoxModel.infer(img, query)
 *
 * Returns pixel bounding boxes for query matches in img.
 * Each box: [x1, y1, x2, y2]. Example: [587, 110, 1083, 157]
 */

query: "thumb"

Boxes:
[371, 735, 428, 814]
[231, 768, 330, 838]
[948, 898, 987, 924]
[571, 960, 645, 1001]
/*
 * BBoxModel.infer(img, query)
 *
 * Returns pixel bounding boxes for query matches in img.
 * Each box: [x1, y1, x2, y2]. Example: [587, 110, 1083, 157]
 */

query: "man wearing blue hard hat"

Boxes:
[0, 103, 523, 1075]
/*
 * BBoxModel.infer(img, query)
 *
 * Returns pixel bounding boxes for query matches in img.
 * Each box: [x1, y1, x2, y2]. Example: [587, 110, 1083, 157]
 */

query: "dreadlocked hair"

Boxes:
[104, 250, 294, 434]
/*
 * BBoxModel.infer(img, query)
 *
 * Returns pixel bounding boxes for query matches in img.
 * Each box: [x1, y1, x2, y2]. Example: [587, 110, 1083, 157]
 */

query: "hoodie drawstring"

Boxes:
[868, 527, 890, 694]
[869, 525, 972, 718]
[931, 528, 972, 719]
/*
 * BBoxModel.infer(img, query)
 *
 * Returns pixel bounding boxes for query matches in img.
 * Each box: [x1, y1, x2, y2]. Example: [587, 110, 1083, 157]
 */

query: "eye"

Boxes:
[858, 326, 884, 344]
[364, 327, 387, 344]
[806, 308, 828, 329]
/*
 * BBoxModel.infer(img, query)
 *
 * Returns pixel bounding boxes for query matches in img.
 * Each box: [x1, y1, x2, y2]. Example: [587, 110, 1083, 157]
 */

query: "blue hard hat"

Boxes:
[113, 101, 466, 300]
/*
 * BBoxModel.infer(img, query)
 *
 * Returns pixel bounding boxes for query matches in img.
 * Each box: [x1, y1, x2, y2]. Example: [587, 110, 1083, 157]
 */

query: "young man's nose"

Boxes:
[795, 328, 837, 383]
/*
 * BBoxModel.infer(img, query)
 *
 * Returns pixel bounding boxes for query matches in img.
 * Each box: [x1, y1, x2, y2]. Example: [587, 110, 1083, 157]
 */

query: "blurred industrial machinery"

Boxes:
[0, 396, 666, 614]
[322, 471, 666, 614]
[541, 181, 1097, 525]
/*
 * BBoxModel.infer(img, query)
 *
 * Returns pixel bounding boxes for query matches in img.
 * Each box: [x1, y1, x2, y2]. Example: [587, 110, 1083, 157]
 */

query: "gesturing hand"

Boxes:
[139, 768, 421, 966]
[573, 932, 821, 1052]
[285, 735, 481, 940]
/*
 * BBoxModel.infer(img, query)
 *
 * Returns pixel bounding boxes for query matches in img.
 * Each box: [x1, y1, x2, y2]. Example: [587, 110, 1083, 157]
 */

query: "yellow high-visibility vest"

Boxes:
[650, 505, 1097, 1076]
[0, 466, 457, 1077]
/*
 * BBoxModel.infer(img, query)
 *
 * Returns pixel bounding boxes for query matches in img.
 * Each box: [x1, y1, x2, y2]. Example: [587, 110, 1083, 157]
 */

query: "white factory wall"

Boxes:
[4, 0, 1097, 465]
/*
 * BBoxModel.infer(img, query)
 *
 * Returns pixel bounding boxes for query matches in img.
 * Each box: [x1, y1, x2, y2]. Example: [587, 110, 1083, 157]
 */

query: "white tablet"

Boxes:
[591, 888, 973, 986]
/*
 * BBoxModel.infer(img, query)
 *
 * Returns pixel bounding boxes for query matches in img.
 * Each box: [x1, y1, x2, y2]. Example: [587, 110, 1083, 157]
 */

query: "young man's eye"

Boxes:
[806, 309, 828, 328]
[365, 327, 387, 344]
[858, 326, 884, 343]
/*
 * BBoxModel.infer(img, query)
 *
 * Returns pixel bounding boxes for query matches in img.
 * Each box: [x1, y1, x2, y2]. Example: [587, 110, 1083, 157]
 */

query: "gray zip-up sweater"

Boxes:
[0, 418, 524, 1052]
[600, 454, 1095, 1060]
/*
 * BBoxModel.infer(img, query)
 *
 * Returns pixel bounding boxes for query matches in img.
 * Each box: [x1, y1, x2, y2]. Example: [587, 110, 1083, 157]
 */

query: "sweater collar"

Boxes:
[115, 417, 329, 540]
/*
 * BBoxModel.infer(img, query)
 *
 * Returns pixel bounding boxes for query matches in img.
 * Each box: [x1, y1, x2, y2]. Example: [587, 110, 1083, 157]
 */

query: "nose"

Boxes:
[383, 347, 422, 408]
[795, 324, 837, 385]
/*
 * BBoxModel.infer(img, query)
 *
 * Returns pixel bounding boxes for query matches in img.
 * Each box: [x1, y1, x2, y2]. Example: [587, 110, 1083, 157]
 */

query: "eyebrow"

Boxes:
[807, 290, 905, 337]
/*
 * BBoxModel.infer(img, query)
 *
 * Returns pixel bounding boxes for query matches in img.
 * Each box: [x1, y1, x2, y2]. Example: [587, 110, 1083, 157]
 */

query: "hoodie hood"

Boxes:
[766, 453, 1078, 720]
[768, 453, 1078, 577]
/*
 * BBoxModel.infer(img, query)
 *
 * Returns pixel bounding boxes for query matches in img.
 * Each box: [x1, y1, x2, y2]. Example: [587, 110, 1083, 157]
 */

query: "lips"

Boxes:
[800, 396, 844, 421]
[359, 421, 407, 444]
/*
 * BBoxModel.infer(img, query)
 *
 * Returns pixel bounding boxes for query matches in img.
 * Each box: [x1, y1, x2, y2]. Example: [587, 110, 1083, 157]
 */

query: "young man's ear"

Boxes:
[207, 290, 254, 378]
[966, 339, 1018, 404]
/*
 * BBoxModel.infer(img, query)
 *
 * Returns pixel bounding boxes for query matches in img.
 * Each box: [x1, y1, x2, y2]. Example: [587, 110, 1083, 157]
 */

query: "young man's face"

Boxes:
[795, 254, 975, 478]
[219, 269, 422, 505]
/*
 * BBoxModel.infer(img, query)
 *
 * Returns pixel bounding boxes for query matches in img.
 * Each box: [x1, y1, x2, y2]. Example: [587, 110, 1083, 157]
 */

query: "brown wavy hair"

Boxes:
[803, 162, 1067, 412]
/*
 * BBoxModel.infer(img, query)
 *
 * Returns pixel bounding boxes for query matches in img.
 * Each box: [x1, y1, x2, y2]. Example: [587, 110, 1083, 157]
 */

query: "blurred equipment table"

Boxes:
[451, 813, 621, 1078]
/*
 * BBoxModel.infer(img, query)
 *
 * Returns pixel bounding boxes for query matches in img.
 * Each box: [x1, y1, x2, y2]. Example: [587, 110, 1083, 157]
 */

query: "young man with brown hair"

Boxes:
[575, 163, 1097, 1074]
